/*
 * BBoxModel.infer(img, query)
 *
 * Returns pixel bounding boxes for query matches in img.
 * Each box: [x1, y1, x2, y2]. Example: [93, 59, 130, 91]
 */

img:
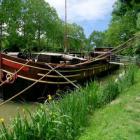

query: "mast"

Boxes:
[64, 0, 68, 53]
[0, 0, 2, 68]
[0, 1, 2, 54]
[0, 21, 2, 53]
[0, 7, 2, 81]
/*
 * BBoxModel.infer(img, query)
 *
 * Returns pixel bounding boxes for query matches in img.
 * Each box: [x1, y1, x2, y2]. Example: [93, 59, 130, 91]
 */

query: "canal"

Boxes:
[0, 100, 39, 125]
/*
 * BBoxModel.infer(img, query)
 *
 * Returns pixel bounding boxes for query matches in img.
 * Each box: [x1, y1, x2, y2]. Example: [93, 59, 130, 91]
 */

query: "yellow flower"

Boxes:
[0, 118, 4, 123]
[48, 95, 52, 100]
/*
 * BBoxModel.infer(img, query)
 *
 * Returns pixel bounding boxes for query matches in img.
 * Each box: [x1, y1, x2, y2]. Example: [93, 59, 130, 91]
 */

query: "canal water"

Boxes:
[0, 100, 39, 125]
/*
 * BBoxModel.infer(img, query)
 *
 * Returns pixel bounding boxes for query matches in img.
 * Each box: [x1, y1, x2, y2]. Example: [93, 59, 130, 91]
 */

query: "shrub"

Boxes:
[118, 65, 137, 92]
[99, 80, 120, 106]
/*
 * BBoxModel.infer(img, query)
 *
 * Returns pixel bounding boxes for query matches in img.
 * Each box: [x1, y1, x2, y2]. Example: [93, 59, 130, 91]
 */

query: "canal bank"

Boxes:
[78, 68, 140, 140]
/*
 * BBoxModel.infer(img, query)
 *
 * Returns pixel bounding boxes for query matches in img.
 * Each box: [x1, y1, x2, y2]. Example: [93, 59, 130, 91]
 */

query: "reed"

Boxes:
[98, 80, 120, 106]
[118, 65, 137, 92]
[0, 65, 137, 140]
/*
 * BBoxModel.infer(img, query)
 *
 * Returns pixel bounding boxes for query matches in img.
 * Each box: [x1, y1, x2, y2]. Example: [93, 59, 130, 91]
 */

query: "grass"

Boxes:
[78, 67, 140, 140]
[0, 65, 138, 140]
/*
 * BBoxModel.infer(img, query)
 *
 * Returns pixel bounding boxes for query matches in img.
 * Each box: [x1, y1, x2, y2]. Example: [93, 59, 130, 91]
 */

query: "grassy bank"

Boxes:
[0, 65, 137, 140]
[79, 68, 140, 140]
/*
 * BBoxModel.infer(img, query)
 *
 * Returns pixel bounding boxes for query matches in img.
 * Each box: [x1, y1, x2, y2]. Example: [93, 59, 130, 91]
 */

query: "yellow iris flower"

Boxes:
[0, 118, 4, 123]
[48, 95, 52, 100]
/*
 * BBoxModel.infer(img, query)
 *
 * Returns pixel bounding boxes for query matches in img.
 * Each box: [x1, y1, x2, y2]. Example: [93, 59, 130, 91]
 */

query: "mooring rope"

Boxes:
[93, 41, 136, 62]
[45, 63, 80, 89]
[93, 34, 139, 61]
[70, 34, 139, 67]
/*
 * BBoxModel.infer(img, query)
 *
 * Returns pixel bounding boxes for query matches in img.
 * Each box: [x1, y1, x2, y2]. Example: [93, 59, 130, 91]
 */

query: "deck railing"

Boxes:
[110, 55, 139, 65]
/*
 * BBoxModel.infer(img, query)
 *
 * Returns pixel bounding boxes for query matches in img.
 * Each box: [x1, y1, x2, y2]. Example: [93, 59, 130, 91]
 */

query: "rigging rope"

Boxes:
[45, 63, 79, 89]
[92, 34, 139, 61]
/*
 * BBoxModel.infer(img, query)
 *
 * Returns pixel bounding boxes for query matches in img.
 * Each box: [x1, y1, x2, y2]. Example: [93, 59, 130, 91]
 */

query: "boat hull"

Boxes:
[0, 78, 60, 101]
[0, 53, 119, 101]
[0, 66, 119, 101]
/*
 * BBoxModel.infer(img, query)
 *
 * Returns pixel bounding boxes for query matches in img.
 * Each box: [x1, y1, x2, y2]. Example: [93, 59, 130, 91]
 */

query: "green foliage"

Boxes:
[119, 65, 136, 91]
[79, 68, 140, 140]
[67, 23, 86, 52]
[104, 11, 137, 47]
[133, 33, 140, 57]
[88, 0, 140, 54]
[0, 0, 86, 52]
[137, 13, 140, 29]
[99, 80, 120, 105]
[88, 31, 105, 49]
[98, 65, 137, 107]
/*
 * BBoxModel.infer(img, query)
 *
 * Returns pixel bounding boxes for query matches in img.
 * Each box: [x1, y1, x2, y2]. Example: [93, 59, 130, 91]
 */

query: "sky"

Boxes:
[45, 0, 117, 37]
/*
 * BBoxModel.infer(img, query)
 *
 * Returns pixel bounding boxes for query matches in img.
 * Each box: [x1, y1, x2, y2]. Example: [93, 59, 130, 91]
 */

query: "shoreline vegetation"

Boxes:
[79, 67, 140, 140]
[0, 0, 139, 139]
[0, 65, 137, 140]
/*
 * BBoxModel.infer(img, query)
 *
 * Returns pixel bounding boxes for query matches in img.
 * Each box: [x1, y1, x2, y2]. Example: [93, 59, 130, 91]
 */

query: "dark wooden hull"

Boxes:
[1, 78, 59, 101]
[0, 53, 119, 101]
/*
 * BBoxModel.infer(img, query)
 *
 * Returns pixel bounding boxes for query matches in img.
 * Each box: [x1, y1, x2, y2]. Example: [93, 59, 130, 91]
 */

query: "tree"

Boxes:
[88, 31, 105, 49]
[0, 0, 87, 53]
[66, 23, 86, 52]
[4, 0, 23, 51]
[104, 0, 139, 47]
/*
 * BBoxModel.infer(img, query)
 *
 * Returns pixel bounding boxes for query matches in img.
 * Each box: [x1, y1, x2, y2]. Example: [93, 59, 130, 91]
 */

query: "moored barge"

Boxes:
[0, 51, 118, 101]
